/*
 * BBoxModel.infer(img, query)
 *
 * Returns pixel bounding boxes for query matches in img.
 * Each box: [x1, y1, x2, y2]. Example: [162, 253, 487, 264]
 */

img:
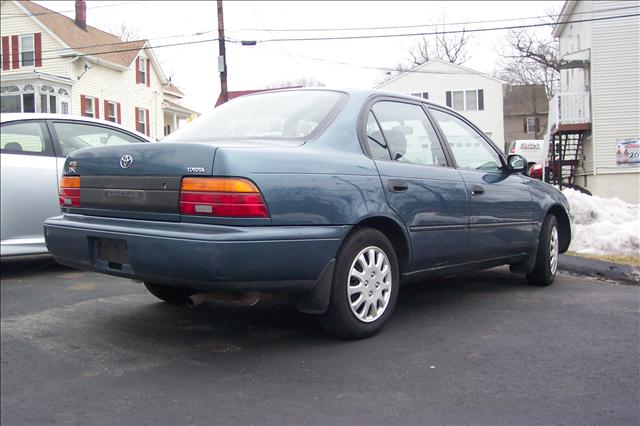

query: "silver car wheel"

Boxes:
[550, 225, 559, 275]
[347, 246, 392, 323]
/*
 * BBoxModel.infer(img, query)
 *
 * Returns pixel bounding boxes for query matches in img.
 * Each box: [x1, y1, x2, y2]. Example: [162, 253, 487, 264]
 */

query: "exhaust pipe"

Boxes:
[187, 291, 261, 308]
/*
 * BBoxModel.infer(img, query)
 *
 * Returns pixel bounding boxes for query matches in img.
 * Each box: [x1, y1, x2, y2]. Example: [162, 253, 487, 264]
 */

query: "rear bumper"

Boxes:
[44, 214, 349, 293]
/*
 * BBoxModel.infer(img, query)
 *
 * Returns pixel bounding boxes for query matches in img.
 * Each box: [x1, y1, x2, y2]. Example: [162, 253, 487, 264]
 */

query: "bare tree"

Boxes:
[267, 77, 325, 89]
[379, 21, 472, 84]
[496, 11, 560, 98]
[408, 29, 471, 66]
[108, 22, 140, 42]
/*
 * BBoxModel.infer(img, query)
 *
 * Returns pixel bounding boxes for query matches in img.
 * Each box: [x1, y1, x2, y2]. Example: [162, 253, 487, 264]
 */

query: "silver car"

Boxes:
[1, 114, 150, 257]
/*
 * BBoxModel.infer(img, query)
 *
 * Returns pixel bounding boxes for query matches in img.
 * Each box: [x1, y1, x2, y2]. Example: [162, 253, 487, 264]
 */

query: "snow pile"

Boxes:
[562, 188, 640, 257]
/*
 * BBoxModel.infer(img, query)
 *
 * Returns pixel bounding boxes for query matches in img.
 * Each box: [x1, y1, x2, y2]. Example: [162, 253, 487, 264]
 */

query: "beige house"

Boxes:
[503, 84, 549, 152]
[548, 0, 639, 202]
[0, 0, 196, 139]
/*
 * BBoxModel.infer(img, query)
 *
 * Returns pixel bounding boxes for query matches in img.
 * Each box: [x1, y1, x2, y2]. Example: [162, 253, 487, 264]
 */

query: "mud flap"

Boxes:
[293, 259, 335, 314]
[509, 239, 539, 274]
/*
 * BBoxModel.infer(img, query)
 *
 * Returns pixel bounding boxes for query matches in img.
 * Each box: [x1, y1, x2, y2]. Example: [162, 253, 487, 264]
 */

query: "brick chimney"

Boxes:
[75, 0, 87, 31]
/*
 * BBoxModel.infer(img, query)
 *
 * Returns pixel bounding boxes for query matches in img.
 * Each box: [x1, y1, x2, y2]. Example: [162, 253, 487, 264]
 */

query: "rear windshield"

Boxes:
[163, 90, 345, 142]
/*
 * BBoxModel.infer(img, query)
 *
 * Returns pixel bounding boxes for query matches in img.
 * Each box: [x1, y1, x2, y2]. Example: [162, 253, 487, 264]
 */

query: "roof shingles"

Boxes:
[19, 0, 146, 68]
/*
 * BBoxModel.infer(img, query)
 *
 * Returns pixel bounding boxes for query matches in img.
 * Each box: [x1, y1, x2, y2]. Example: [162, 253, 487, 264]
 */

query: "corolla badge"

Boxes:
[120, 154, 134, 169]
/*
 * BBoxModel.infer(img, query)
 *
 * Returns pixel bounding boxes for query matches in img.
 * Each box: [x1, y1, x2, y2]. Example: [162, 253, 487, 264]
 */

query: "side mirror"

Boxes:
[507, 154, 527, 174]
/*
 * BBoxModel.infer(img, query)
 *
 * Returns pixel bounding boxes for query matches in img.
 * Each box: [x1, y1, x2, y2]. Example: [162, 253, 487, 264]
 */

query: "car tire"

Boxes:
[526, 215, 559, 287]
[143, 282, 196, 304]
[318, 227, 399, 339]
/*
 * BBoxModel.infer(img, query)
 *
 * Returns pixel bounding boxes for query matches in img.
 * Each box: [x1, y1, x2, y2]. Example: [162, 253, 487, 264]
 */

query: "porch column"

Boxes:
[172, 113, 178, 133]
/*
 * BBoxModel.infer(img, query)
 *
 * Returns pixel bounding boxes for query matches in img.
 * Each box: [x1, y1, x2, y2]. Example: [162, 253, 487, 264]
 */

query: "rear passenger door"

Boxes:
[428, 107, 534, 260]
[364, 99, 468, 272]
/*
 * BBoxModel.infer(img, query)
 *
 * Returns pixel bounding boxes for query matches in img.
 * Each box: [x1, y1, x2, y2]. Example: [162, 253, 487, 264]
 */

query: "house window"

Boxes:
[20, 34, 35, 67]
[0, 85, 35, 113]
[138, 57, 146, 85]
[105, 101, 117, 122]
[448, 90, 484, 111]
[58, 88, 69, 115]
[85, 97, 94, 118]
[525, 117, 540, 134]
[136, 108, 147, 134]
[39, 85, 56, 113]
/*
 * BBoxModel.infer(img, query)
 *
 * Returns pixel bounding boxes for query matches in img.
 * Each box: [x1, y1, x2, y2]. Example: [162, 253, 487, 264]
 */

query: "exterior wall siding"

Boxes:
[377, 60, 506, 150]
[556, 0, 639, 202]
[559, 0, 592, 93]
[590, 0, 640, 175]
[1, 1, 166, 140]
[70, 52, 164, 139]
[504, 113, 548, 153]
[0, 1, 70, 78]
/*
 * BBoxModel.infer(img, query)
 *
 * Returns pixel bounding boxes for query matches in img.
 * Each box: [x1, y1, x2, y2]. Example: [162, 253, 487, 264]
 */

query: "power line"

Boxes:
[4, 11, 638, 65]
[256, 46, 493, 76]
[231, 4, 640, 33]
[244, 12, 640, 43]
[34, 30, 216, 57]
[35, 37, 221, 63]
[4, 5, 638, 57]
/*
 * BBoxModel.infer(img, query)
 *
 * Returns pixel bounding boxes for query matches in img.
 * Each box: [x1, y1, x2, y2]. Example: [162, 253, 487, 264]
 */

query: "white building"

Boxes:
[548, 0, 640, 203]
[377, 59, 506, 150]
[0, 0, 196, 139]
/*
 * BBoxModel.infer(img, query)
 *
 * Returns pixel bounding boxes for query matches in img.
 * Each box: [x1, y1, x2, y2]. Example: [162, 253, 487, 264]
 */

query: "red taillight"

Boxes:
[59, 176, 80, 207]
[179, 178, 269, 218]
[529, 164, 543, 179]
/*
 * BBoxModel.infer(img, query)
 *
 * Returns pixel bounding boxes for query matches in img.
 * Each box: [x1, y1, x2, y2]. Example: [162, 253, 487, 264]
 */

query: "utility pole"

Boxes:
[217, 0, 228, 105]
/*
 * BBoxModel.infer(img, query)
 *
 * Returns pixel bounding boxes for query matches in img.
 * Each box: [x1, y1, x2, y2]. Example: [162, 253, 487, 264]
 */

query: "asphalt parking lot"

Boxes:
[1, 257, 638, 426]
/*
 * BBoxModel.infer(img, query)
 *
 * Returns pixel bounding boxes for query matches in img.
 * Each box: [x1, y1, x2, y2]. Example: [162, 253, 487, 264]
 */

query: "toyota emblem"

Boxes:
[120, 154, 133, 169]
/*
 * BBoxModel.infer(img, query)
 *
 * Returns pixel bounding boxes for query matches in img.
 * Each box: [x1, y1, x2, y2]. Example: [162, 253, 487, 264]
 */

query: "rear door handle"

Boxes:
[388, 180, 409, 192]
[471, 185, 485, 195]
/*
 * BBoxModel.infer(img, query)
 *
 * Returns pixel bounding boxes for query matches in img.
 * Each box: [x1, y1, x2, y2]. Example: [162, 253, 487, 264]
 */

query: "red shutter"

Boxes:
[80, 95, 86, 116]
[116, 103, 121, 124]
[135, 57, 140, 84]
[146, 58, 150, 87]
[34, 33, 42, 67]
[95, 97, 100, 119]
[1, 37, 9, 70]
[11, 35, 19, 69]
[523, 118, 528, 133]
[145, 109, 150, 136]
[104, 100, 109, 121]
[134, 107, 139, 130]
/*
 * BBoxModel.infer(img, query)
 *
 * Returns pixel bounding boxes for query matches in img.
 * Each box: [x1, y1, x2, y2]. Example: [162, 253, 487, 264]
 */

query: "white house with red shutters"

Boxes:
[0, 0, 196, 139]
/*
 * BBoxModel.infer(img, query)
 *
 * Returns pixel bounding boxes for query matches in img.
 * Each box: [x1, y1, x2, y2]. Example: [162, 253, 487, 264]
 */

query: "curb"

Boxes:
[559, 254, 640, 285]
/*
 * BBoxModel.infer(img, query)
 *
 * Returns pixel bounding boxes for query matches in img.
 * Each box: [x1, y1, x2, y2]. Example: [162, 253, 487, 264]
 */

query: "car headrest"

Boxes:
[3, 142, 23, 152]
[384, 129, 407, 160]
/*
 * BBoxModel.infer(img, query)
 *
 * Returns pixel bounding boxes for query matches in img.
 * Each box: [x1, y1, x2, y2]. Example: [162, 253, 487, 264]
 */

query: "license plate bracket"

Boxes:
[97, 238, 128, 264]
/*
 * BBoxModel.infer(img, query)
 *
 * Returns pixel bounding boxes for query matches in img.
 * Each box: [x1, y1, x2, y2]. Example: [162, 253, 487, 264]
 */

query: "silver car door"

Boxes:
[0, 120, 58, 256]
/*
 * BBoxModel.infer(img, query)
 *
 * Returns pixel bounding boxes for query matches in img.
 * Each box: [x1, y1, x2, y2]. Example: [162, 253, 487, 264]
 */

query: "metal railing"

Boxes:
[548, 92, 591, 129]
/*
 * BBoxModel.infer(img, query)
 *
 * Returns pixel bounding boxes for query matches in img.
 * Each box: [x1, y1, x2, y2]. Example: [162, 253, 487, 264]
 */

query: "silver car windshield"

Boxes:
[163, 90, 345, 142]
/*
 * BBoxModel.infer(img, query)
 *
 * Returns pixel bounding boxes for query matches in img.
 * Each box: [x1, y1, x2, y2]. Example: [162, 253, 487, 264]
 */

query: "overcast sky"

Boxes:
[37, 1, 564, 113]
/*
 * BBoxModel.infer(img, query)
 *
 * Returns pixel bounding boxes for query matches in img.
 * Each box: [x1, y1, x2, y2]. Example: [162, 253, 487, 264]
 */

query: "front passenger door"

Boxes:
[429, 107, 534, 260]
[0, 120, 58, 255]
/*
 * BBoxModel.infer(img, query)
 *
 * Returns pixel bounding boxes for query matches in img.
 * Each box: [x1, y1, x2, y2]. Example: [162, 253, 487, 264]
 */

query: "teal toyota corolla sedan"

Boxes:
[44, 89, 571, 339]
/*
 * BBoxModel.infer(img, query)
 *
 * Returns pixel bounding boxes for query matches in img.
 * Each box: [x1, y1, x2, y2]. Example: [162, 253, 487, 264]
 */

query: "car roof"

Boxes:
[0, 113, 152, 142]
[232, 87, 453, 111]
